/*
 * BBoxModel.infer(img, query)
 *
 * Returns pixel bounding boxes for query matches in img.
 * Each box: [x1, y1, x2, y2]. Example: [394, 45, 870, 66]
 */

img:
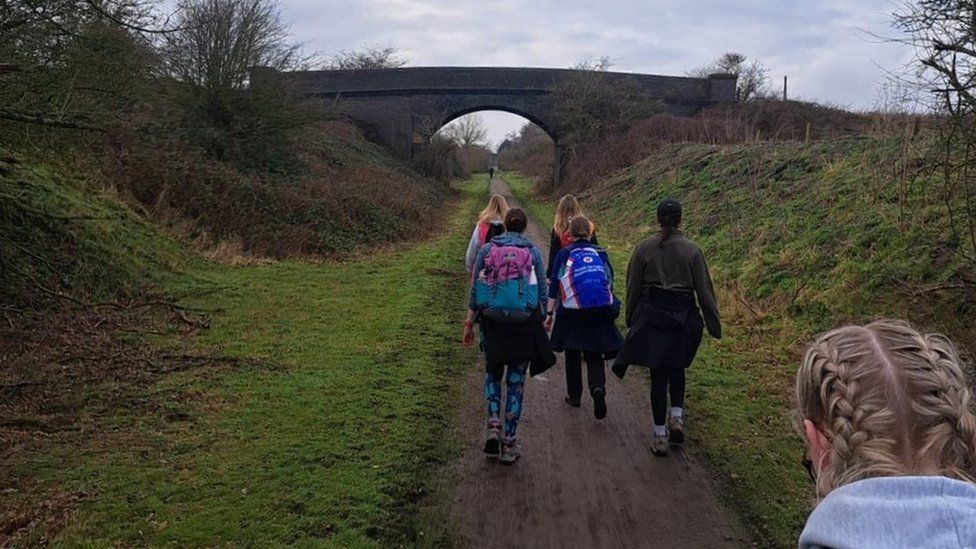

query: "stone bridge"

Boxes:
[264, 66, 736, 177]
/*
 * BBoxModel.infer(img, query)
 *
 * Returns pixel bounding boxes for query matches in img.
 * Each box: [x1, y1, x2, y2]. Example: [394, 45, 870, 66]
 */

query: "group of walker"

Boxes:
[463, 191, 718, 460]
[462, 181, 976, 547]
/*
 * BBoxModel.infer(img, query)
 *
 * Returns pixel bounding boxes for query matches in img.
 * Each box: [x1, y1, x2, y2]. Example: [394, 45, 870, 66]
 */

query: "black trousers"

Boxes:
[650, 366, 686, 426]
[565, 350, 606, 400]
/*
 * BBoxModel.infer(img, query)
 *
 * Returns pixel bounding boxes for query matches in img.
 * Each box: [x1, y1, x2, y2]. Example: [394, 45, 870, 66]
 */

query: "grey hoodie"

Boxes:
[799, 476, 976, 549]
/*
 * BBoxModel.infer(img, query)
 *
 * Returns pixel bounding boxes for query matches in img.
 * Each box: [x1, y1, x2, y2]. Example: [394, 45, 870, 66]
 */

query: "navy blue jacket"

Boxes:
[547, 240, 615, 309]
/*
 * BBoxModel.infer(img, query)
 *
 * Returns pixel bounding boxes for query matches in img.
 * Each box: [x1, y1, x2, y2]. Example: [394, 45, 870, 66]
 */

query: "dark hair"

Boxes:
[656, 198, 682, 248]
[504, 207, 528, 233]
[568, 215, 592, 240]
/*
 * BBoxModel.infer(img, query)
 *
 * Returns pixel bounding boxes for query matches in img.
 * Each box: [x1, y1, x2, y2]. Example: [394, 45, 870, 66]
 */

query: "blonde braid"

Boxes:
[805, 332, 906, 495]
[901, 329, 976, 481]
[796, 319, 976, 497]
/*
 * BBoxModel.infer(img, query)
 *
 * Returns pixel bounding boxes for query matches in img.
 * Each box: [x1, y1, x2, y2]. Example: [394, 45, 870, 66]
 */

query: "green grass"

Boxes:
[34, 176, 486, 547]
[502, 137, 976, 548]
[505, 171, 811, 547]
[0, 152, 186, 307]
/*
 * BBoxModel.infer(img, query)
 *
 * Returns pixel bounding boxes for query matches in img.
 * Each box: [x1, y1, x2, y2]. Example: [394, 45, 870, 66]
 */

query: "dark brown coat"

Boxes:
[624, 231, 721, 339]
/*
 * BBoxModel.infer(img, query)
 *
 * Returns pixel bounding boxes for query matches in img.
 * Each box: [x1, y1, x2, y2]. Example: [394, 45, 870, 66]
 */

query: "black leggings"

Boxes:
[650, 366, 685, 426]
[564, 350, 606, 400]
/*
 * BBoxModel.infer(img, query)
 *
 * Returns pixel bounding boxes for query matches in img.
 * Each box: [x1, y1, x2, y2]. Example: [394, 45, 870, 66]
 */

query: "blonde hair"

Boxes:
[568, 215, 592, 240]
[478, 194, 509, 224]
[553, 194, 582, 234]
[795, 319, 976, 497]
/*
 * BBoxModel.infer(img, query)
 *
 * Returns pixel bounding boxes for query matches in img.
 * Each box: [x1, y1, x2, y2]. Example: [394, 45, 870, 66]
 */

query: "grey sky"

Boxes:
[282, 0, 914, 148]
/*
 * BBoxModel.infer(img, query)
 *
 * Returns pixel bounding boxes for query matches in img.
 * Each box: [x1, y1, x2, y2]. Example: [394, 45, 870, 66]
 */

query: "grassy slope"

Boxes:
[0, 153, 185, 307]
[503, 136, 976, 548]
[3, 155, 481, 546]
[38, 176, 482, 547]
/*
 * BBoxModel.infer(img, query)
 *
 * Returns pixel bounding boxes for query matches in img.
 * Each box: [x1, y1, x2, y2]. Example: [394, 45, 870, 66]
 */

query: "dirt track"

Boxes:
[450, 178, 750, 549]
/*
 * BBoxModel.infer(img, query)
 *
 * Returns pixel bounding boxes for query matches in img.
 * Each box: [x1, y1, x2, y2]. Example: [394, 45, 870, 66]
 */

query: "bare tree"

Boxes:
[894, 1, 976, 115]
[0, 0, 163, 132]
[442, 113, 488, 147]
[894, 1, 976, 262]
[327, 46, 408, 70]
[163, 0, 303, 91]
[549, 56, 661, 147]
[573, 55, 615, 72]
[691, 52, 770, 101]
[159, 0, 313, 165]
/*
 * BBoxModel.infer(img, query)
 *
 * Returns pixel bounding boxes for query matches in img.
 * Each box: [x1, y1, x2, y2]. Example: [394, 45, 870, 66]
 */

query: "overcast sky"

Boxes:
[281, 0, 915, 149]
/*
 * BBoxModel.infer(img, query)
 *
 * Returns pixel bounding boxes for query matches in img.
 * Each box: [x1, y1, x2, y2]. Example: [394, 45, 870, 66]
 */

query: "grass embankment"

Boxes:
[113, 121, 451, 260]
[0, 153, 185, 308]
[503, 136, 976, 548]
[3, 169, 483, 546]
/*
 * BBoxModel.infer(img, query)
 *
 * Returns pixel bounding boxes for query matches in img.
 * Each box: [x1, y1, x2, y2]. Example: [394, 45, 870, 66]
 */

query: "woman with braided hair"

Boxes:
[796, 319, 976, 549]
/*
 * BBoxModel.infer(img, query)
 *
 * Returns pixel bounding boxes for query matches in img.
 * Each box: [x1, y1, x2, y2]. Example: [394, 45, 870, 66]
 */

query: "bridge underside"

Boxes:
[267, 67, 736, 177]
[331, 91, 560, 160]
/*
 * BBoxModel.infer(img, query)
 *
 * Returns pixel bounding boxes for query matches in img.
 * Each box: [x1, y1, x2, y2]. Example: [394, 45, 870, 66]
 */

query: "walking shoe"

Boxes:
[592, 387, 607, 420]
[668, 416, 685, 444]
[483, 429, 501, 459]
[651, 434, 669, 457]
[499, 442, 521, 465]
[564, 395, 581, 407]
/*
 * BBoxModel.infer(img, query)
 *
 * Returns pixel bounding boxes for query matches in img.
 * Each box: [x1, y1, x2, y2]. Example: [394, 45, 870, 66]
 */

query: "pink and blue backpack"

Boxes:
[557, 247, 613, 309]
[474, 244, 539, 322]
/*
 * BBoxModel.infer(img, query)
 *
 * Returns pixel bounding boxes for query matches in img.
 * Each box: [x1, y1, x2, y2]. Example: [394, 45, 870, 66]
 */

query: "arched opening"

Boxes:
[433, 109, 557, 182]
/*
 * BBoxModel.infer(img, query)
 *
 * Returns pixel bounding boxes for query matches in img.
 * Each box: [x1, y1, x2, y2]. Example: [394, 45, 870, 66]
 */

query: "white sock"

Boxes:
[653, 425, 667, 437]
[670, 407, 683, 420]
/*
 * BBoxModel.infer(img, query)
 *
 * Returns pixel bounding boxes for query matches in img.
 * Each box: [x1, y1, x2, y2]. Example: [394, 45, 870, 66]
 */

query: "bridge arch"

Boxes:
[261, 66, 736, 181]
[435, 104, 558, 144]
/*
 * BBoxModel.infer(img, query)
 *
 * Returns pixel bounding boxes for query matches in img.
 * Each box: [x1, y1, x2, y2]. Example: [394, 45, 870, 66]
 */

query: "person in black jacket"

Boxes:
[613, 199, 721, 457]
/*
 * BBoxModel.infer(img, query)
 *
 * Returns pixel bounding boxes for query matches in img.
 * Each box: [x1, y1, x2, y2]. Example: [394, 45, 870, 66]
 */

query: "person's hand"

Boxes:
[462, 321, 475, 346]
[544, 314, 554, 333]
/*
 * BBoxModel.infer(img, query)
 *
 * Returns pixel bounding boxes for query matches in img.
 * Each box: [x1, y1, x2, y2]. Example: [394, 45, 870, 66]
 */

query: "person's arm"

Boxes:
[464, 225, 481, 273]
[462, 308, 477, 345]
[544, 296, 557, 331]
[463, 245, 489, 345]
[691, 247, 722, 339]
[548, 229, 560, 275]
[532, 246, 548, 312]
[548, 248, 567, 299]
[601, 250, 615, 293]
[468, 244, 490, 311]
[625, 243, 645, 327]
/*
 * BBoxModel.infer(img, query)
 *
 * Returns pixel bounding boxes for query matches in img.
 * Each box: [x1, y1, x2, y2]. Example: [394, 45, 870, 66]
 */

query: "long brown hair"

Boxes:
[795, 319, 976, 497]
[553, 194, 582, 234]
[478, 194, 509, 224]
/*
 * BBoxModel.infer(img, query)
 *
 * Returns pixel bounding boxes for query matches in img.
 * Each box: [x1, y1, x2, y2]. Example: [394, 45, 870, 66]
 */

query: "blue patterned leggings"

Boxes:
[485, 363, 529, 443]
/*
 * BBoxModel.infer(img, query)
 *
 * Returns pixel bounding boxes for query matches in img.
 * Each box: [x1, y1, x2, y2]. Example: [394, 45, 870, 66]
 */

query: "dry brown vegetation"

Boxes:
[502, 99, 933, 192]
